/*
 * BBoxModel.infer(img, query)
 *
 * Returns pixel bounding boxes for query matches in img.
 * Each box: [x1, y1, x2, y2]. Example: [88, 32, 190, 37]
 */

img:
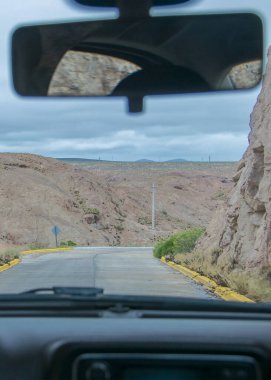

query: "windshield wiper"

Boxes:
[17, 287, 271, 313]
[1, 287, 271, 319]
[21, 287, 104, 297]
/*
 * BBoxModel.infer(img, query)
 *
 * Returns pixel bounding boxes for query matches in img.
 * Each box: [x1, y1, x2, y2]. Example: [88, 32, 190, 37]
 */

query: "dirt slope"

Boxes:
[0, 154, 234, 248]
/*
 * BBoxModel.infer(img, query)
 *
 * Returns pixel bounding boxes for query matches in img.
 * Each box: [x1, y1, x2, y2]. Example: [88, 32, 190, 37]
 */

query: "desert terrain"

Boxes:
[0, 153, 235, 248]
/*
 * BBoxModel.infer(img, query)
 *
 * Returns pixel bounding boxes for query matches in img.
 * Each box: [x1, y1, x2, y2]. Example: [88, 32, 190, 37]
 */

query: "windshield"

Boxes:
[0, 0, 270, 303]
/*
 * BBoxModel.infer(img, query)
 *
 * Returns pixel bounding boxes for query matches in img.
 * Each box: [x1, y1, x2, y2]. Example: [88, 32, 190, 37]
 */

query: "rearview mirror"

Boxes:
[12, 13, 263, 112]
[72, 0, 193, 7]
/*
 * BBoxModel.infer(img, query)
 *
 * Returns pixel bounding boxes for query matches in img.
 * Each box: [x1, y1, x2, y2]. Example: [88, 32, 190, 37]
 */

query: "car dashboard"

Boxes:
[1, 299, 271, 380]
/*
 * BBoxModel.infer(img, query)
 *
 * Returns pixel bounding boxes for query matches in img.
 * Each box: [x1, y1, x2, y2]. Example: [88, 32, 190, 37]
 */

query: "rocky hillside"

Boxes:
[198, 48, 271, 271]
[48, 51, 139, 96]
[0, 154, 120, 247]
[0, 154, 233, 248]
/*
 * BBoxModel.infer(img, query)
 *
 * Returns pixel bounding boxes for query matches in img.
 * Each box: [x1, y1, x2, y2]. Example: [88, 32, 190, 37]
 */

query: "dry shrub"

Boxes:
[0, 247, 22, 266]
[226, 269, 271, 302]
[174, 250, 271, 302]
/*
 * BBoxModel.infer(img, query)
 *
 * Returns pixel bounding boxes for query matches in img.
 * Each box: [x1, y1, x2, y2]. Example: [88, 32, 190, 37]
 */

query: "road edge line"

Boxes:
[0, 248, 72, 274]
[160, 257, 254, 303]
[21, 248, 71, 255]
[0, 258, 21, 273]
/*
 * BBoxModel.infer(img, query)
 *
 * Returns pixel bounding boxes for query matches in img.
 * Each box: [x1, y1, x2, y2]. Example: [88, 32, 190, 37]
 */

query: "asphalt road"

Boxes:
[0, 247, 214, 298]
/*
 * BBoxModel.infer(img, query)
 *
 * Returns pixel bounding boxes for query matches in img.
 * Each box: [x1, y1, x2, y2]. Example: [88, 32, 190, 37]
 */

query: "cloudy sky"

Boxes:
[0, 0, 270, 162]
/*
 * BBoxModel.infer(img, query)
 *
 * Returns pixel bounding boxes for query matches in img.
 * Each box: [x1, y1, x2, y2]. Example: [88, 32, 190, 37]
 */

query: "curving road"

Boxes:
[0, 247, 214, 298]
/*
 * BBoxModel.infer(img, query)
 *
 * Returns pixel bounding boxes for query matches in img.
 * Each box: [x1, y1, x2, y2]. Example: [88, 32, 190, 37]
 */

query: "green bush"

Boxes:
[173, 227, 205, 253]
[153, 235, 175, 258]
[153, 228, 205, 259]
[60, 240, 77, 247]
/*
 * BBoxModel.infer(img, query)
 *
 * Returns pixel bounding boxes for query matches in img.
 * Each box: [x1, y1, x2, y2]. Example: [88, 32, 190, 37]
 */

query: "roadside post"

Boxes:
[51, 225, 61, 247]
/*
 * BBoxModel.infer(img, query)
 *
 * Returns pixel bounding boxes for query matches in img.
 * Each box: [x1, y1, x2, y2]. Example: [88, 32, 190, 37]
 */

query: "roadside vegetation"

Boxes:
[174, 250, 271, 302]
[0, 240, 77, 267]
[153, 228, 271, 301]
[0, 247, 21, 266]
[60, 240, 77, 247]
[28, 242, 49, 250]
[27, 241, 77, 249]
[154, 229, 271, 302]
[153, 228, 205, 259]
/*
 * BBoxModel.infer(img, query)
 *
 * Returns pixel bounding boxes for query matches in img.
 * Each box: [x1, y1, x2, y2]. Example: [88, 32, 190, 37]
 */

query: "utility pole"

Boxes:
[152, 183, 156, 229]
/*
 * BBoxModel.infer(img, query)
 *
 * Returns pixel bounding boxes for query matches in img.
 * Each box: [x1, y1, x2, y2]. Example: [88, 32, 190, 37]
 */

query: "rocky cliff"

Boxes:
[48, 51, 139, 96]
[199, 48, 271, 272]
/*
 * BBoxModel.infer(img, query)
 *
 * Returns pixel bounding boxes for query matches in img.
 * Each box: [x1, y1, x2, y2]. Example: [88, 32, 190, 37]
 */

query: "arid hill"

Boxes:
[0, 154, 234, 248]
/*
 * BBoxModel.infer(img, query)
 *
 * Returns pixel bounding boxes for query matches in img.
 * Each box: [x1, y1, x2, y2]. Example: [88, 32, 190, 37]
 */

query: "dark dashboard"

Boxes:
[1, 309, 271, 380]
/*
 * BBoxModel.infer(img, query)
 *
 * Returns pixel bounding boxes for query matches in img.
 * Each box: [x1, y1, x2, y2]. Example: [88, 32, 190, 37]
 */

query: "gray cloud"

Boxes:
[0, 0, 270, 161]
[0, 91, 257, 161]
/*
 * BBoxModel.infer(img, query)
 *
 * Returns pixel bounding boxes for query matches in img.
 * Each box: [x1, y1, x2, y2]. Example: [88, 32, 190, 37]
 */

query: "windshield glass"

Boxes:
[0, 0, 270, 303]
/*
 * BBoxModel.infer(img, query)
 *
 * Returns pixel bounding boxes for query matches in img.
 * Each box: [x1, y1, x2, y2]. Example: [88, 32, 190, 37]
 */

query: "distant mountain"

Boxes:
[58, 157, 188, 164]
[165, 158, 187, 162]
[135, 159, 155, 163]
[58, 158, 107, 163]
[136, 158, 187, 163]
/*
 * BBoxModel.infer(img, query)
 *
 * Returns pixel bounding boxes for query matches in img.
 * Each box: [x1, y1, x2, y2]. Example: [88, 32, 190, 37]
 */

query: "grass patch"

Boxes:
[28, 242, 49, 250]
[174, 250, 271, 302]
[0, 247, 22, 266]
[213, 190, 228, 200]
[226, 269, 271, 302]
[84, 207, 100, 216]
[60, 240, 77, 247]
[153, 228, 205, 259]
[174, 250, 227, 286]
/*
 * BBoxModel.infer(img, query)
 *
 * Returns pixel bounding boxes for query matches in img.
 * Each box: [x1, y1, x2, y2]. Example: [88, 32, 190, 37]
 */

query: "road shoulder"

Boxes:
[161, 257, 254, 303]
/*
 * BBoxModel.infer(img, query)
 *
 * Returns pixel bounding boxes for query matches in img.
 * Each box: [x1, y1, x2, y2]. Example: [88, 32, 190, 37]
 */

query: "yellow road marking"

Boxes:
[0, 258, 21, 273]
[161, 257, 254, 303]
[21, 248, 71, 255]
[0, 248, 72, 273]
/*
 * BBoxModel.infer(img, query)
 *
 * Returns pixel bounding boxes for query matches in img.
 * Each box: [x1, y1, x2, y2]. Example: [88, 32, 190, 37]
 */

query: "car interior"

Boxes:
[1, 1, 271, 380]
